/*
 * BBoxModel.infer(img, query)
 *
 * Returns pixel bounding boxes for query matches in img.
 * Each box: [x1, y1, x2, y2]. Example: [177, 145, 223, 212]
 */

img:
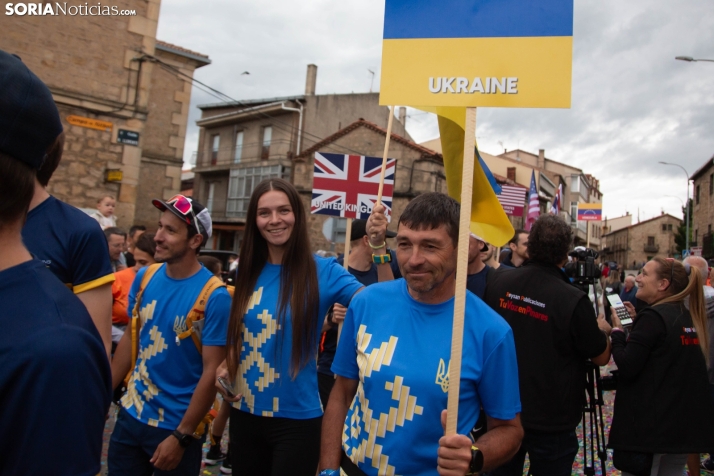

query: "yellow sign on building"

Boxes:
[67, 115, 113, 132]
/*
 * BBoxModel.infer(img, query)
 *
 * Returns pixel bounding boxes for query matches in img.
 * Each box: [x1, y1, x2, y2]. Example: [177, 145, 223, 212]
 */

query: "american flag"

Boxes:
[525, 170, 540, 231]
[550, 183, 563, 215]
[497, 185, 527, 217]
[311, 152, 396, 220]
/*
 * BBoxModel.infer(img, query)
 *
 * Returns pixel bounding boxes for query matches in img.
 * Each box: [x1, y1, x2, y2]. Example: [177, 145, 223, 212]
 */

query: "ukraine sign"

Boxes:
[380, 0, 573, 108]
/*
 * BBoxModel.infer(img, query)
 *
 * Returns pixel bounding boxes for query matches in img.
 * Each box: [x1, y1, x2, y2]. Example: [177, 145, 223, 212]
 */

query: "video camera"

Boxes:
[564, 247, 601, 285]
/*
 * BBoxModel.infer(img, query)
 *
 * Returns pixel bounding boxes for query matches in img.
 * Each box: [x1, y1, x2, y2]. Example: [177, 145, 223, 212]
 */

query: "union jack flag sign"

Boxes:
[311, 152, 396, 220]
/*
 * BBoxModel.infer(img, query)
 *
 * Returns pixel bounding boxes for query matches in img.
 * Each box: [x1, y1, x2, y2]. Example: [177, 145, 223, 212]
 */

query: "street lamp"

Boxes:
[659, 162, 690, 255]
[675, 56, 714, 63]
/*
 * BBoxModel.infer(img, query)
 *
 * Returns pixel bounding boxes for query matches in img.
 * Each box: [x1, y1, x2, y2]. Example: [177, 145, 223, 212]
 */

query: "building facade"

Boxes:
[1, 3, 209, 228]
[601, 214, 681, 269]
[191, 65, 415, 251]
[690, 156, 714, 258]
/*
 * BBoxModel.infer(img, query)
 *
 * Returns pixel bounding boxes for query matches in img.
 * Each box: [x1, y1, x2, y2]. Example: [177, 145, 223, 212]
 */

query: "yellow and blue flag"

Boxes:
[380, 0, 573, 108]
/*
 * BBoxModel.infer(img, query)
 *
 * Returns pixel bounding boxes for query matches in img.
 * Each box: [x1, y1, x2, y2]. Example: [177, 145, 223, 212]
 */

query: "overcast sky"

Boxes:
[156, 0, 714, 224]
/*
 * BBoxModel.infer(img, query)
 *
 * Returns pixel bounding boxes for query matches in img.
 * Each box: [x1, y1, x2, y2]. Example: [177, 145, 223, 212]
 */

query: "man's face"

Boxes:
[480, 243, 495, 262]
[132, 247, 155, 272]
[107, 234, 125, 261]
[396, 223, 457, 297]
[510, 232, 529, 259]
[624, 277, 635, 291]
[154, 210, 196, 264]
[468, 235, 484, 265]
[127, 229, 145, 251]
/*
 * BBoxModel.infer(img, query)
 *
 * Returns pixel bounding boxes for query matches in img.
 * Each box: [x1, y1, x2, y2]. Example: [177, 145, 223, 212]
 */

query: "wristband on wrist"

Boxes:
[611, 327, 625, 333]
[466, 445, 484, 475]
[368, 240, 386, 250]
[372, 253, 391, 264]
[319, 470, 339, 476]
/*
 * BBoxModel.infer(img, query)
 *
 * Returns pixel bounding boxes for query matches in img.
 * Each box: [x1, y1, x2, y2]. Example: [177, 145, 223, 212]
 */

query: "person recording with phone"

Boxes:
[607, 257, 714, 476]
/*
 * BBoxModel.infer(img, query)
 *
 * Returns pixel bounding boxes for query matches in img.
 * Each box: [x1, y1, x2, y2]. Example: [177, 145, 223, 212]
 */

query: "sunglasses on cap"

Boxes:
[166, 194, 200, 233]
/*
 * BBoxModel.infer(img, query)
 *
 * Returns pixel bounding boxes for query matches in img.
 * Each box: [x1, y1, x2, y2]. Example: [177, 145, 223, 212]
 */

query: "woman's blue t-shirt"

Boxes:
[234, 256, 363, 419]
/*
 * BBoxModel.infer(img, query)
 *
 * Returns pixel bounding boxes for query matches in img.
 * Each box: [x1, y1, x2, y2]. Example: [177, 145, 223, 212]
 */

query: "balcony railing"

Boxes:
[644, 244, 659, 253]
[191, 139, 293, 169]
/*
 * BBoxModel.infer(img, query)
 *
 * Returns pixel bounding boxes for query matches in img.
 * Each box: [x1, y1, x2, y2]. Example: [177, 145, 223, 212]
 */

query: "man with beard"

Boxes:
[467, 233, 492, 299]
[320, 192, 523, 476]
[502, 230, 529, 268]
[109, 195, 231, 476]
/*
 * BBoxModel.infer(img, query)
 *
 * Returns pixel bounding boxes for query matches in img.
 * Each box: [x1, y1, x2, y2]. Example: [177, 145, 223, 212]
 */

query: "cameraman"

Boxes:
[484, 215, 612, 476]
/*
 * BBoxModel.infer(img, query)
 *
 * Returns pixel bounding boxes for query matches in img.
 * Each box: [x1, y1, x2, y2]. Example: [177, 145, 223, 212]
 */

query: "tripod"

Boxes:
[574, 277, 608, 476]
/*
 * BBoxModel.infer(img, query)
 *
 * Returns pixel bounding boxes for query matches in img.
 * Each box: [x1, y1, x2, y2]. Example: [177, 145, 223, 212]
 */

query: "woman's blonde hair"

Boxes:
[652, 257, 708, 365]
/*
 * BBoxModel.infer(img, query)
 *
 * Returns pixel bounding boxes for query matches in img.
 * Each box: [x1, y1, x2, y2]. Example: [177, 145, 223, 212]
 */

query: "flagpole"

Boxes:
[337, 217, 353, 343]
[376, 106, 395, 205]
[445, 107, 477, 435]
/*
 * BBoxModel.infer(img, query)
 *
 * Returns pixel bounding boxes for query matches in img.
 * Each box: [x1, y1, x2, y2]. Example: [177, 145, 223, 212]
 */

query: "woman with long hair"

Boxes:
[608, 257, 714, 476]
[217, 178, 363, 475]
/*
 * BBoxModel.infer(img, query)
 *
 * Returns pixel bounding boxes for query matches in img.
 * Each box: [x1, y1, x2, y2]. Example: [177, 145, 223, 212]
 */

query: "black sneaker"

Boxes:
[701, 457, 714, 473]
[219, 458, 232, 475]
[203, 445, 226, 466]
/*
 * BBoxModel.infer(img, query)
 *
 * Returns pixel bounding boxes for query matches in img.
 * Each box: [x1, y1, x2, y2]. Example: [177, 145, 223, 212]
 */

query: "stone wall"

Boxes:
[0, 0, 206, 230]
[692, 163, 714, 246]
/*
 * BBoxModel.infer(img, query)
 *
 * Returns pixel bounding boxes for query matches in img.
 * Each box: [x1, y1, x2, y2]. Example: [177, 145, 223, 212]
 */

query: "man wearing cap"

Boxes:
[109, 195, 232, 475]
[0, 50, 112, 475]
[6, 52, 115, 356]
[318, 210, 400, 407]
[467, 233, 492, 299]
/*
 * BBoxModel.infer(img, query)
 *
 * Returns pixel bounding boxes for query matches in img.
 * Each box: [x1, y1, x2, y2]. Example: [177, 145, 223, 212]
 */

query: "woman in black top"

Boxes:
[608, 257, 714, 476]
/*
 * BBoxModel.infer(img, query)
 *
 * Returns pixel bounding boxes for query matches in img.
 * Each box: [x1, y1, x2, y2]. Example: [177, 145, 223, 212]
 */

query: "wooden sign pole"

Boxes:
[445, 107, 477, 435]
[337, 217, 353, 343]
[376, 106, 395, 205]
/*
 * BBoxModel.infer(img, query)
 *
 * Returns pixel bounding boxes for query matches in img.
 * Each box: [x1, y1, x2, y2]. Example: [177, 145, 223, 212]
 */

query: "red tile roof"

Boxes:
[296, 119, 442, 161]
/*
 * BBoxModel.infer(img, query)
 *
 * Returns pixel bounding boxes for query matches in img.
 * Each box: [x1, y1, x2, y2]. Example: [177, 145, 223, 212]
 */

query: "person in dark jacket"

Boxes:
[608, 257, 714, 476]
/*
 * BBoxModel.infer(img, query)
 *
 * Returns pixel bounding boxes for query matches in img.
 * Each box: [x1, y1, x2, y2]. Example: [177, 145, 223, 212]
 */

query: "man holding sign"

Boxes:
[319, 193, 523, 476]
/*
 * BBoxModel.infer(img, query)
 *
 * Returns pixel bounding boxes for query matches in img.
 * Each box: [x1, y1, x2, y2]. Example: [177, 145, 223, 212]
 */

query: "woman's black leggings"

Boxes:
[229, 407, 322, 476]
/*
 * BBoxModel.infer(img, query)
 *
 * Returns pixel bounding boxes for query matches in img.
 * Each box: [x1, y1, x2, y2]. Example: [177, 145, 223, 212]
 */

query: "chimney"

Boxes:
[537, 149, 545, 169]
[507, 167, 516, 182]
[398, 106, 407, 126]
[305, 64, 317, 96]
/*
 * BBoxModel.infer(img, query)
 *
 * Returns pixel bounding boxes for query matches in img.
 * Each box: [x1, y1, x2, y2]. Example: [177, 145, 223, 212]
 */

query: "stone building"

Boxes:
[0, 3, 209, 228]
[190, 65, 416, 251]
[601, 213, 681, 268]
[600, 213, 633, 255]
[690, 156, 714, 257]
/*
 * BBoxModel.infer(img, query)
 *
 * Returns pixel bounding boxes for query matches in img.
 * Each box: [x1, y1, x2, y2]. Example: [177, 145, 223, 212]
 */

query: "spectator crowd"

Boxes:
[4, 49, 714, 476]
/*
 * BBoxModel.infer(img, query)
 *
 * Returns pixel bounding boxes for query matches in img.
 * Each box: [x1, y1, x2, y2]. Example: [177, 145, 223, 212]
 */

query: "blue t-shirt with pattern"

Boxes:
[332, 279, 521, 476]
[121, 264, 231, 430]
[234, 256, 362, 419]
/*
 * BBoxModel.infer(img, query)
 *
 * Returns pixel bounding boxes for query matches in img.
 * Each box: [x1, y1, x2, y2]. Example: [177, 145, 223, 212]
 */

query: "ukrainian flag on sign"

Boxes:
[380, 0, 573, 108]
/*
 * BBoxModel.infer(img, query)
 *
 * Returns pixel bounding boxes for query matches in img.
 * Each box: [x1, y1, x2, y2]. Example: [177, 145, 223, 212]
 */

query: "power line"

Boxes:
[148, 54, 419, 159]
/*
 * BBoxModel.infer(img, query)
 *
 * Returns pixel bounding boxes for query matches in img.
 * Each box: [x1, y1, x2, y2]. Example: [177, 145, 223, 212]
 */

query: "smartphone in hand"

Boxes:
[217, 376, 236, 398]
[607, 294, 633, 327]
